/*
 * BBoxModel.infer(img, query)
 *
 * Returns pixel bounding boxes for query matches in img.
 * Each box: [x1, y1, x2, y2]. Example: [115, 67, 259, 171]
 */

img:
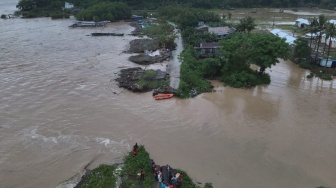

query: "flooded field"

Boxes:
[0, 2, 336, 188]
[214, 7, 336, 26]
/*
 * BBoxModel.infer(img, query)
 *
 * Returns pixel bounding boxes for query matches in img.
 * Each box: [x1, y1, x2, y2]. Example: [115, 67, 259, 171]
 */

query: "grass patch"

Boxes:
[137, 70, 170, 91]
[120, 145, 155, 188]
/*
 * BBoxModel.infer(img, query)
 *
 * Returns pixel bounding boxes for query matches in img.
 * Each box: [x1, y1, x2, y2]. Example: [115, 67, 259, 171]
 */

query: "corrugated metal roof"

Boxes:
[295, 18, 310, 25]
[270, 29, 296, 45]
[200, 42, 220, 48]
[208, 27, 235, 35]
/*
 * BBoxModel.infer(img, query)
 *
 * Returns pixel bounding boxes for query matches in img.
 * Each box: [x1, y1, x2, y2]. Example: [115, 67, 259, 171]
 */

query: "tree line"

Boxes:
[69, 0, 336, 10]
[18, 0, 336, 12]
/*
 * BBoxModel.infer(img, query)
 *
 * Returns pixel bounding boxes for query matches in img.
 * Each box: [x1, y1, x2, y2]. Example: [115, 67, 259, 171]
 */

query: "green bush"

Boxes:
[22, 11, 37, 18]
[221, 71, 270, 88]
[307, 72, 314, 78]
[203, 183, 214, 188]
[81, 164, 116, 188]
[298, 61, 313, 69]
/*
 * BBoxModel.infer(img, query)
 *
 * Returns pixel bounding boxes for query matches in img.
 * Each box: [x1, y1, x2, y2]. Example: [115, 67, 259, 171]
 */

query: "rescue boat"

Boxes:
[153, 93, 174, 100]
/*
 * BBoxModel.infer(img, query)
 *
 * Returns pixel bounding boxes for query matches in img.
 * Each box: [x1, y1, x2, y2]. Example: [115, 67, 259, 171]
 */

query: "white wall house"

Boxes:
[295, 18, 309, 28]
[65, 2, 74, 9]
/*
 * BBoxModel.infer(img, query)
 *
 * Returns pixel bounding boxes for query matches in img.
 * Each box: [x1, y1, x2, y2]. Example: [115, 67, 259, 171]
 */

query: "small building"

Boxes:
[65, 2, 74, 9]
[195, 42, 221, 58]
[295, 18, 309, 28]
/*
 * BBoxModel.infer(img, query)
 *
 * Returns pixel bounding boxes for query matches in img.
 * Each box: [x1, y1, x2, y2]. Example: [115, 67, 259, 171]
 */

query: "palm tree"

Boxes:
[314, 14, 328, 63]
[308, 17, 318, 48]
[325, 23, 336, 67]
[322, 22, 332, 57]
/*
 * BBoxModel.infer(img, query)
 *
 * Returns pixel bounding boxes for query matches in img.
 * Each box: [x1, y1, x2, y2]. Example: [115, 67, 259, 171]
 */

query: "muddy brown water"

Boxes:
[1, 2, 336, 188]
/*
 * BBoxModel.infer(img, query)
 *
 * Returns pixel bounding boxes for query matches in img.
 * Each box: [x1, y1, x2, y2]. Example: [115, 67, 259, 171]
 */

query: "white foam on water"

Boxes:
[23, 126, 58, 145]
[95, 138, 130, 153]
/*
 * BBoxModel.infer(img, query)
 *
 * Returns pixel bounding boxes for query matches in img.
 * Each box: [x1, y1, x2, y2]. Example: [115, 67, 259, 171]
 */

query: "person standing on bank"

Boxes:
[140, 169, 145, 181]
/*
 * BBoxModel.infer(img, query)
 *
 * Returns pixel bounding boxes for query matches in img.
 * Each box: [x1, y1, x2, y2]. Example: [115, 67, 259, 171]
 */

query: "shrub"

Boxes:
[50, 13, 70, 19]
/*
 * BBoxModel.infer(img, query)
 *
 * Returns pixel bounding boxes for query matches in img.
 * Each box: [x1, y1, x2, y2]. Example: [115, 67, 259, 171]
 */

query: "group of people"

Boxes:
[151, 159, 183, 188]
[132, 143, 183, 187]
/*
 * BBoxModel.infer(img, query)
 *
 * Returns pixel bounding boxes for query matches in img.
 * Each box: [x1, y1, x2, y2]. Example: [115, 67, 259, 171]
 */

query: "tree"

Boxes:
[308, 17, 318, 48]
[324, 22, 336, 66]
[227, 12, 232, 20]
[293, 38, 311, 63]
[16, 0, 36, 11]
[236, 16, 256, 33]
[220, 32, 289, 74]
[314, 14, 327, 62]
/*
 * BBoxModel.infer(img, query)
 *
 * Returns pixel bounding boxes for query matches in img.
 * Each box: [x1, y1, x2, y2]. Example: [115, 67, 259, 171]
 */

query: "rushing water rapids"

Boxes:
[1, 2, 336, 188]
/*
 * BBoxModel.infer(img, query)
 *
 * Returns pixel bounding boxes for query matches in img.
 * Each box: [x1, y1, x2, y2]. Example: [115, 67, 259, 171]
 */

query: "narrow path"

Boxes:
[167, 22, 184, 89]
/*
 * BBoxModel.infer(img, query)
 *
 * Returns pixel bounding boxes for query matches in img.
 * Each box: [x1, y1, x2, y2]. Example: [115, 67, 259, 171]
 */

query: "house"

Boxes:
[194, 42, 221, 58]
[270, 29, 296, 45]
[295, 18, 309, 28]
[196, 25, 235, 40]
[64, 2, 74, 9]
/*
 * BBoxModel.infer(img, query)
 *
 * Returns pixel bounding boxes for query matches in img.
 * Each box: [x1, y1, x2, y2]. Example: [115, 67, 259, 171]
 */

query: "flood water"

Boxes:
[1, 2, 336, 188]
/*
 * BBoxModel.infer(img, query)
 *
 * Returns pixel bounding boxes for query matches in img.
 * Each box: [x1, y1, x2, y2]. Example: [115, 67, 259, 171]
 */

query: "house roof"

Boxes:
[196, 25, 208, 30]
[295, 18, 310, 25]
[270, 29, 296, 45]
[285, 36, 296, 45]
[199, 42, 220, 48]
[329, 20, 336, 24]
[270, 29, 282, 35]
[208, 27, 235, 35]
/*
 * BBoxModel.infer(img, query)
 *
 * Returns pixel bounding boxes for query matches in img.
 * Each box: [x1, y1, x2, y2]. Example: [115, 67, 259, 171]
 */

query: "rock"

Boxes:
[128, 39, 160, 53]
[115, 67, 169, 92]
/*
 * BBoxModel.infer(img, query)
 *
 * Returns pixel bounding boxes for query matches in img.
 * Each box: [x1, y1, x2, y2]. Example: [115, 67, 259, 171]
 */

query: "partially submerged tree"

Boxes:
[293, 38, 311, 64]
[236, 16, 256, 33]
[324, 23, 336, 65]
[16, 0, 36, 11]
[220, 32, 289, 74]
[314, 14, 328, 62]
[308, 17, 318, 48]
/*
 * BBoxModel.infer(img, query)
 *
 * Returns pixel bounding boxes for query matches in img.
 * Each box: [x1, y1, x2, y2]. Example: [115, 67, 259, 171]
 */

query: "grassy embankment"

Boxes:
[77, 145, 213, 188]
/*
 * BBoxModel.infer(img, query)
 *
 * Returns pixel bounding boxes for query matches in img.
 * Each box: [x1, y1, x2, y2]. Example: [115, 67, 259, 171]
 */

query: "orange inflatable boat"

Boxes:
[153, 93, 174, 100]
